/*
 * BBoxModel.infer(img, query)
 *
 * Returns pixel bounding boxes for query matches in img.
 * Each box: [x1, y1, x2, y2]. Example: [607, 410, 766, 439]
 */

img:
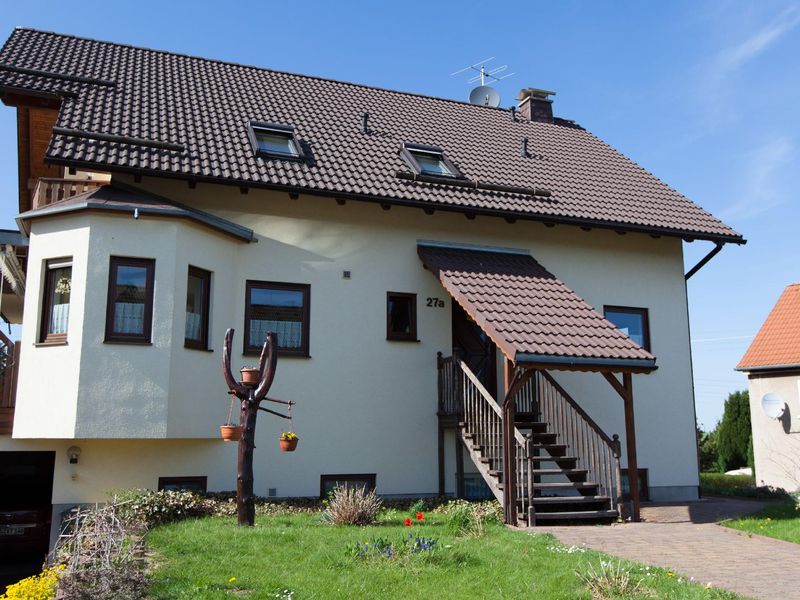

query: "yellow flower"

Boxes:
[667, 571, 674, 577]
[229, 577, 237, 583]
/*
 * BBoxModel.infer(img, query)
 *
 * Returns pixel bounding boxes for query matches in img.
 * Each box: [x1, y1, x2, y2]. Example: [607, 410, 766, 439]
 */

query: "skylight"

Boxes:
[248, 122, 303, 160]
[401, 143, 462, 178]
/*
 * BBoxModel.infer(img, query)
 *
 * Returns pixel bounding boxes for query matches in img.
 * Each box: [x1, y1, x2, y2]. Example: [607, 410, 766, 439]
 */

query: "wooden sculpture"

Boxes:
[222, 327, 292, 526]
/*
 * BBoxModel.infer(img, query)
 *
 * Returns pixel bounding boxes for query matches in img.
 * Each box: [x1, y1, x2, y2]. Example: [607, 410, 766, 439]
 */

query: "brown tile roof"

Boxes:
[0, 28, 743, 244]
[737, 284, 800, 371]
[417, 242, 656, 370]
[17, 184, 254, 241]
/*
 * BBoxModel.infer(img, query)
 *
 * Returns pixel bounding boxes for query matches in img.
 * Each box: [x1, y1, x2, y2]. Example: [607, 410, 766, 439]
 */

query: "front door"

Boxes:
[452, 302, 497, 398]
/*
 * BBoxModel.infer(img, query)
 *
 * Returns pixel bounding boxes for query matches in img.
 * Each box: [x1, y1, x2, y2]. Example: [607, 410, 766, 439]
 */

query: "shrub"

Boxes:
[0, 565, 62, 600]
[438, 499, 502, 537]
[577, 560, 645, 598]
[716, 390, 752, 472]
[113, 489, 214, 528]
[700, 472, 788, 499]
[323, 484, 382, 525]
[56, 567, 148, 600]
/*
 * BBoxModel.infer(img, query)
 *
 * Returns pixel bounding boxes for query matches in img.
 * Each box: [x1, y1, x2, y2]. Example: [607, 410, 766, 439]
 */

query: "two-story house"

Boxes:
[0, 28, 743, 559]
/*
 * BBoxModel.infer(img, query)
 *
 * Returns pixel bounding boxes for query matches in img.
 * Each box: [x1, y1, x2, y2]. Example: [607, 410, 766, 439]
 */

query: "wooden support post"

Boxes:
[438, 424, 445, 497]
[455, 428, 465, 499]
[602, 371, 641, 522]
[622, 372, 641, 522]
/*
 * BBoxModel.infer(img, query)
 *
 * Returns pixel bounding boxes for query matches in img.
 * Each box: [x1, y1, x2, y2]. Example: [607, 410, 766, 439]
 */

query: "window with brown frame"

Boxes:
[185, 266, 211, 350]
[386, 292, 417, 341]
[39, 258, 72, 343]
[603, 305, 651, 352]
[320, 473, 376, 498]
[244, 281, 310, 356]
[157, 476, 207, 493]
[105, 257, 156, 344]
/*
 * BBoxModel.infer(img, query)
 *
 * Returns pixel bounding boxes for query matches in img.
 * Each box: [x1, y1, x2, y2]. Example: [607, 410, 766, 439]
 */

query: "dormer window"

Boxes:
[248, 122, 304, 160]
[401, 143, 462, 178]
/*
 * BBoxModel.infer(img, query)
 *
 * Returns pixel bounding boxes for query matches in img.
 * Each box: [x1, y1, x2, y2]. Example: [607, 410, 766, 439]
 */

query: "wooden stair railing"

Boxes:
[439, 355, 623, 526]
[0, 330, 19, 434]
[516, 370, 624, 516]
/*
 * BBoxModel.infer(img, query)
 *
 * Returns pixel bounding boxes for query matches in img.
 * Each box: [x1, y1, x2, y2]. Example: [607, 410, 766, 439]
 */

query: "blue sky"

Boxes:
[0, 1, 797, 429]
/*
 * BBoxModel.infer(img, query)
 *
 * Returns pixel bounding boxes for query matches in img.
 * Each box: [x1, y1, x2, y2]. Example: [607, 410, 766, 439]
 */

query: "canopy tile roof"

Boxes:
[417, 242, 656, 371]
[0, 28, 743, 244]
[737, 284, 800, 371]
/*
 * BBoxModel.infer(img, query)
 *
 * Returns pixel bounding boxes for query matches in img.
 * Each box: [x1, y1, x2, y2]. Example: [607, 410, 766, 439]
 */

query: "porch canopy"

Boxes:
[418, 240, 656, 523]
[417, 241, 656, 373]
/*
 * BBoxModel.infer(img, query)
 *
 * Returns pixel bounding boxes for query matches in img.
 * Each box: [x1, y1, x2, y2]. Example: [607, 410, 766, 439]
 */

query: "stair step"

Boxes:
[531, 468, 588, 477]
[532, 481, 598, 490]
[528, 495, 611, 505]
[530, 455, 578, 464]
[522, 509, 619, 522]
[529, 432, 558, 443]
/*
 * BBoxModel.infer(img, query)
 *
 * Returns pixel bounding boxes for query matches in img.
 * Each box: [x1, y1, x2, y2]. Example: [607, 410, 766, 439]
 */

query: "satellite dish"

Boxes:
[469, 85, 501, 108]
[761, 393, 786, 419]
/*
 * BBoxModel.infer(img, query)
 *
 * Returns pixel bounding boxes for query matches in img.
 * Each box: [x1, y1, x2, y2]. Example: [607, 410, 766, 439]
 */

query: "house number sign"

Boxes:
[426, 297, 445, 308]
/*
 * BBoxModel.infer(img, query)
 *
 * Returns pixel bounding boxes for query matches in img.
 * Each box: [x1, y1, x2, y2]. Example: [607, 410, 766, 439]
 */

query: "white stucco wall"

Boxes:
[747, 373, 800, 491]
[8, 177, 700, 501]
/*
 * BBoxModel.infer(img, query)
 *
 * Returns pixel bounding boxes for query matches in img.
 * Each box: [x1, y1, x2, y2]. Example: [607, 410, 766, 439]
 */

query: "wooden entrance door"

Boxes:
[452, 302, 497, 399]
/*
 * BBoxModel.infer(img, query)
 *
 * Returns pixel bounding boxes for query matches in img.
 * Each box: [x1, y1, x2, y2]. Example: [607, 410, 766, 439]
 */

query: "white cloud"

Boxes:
[720, 135, 794, 221]
[718, 5, 800, 72]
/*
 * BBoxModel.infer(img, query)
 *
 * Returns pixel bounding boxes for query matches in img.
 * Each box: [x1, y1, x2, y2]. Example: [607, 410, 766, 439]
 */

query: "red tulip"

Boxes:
[404, 518, 412, 526]
[416, 512, 424, 521]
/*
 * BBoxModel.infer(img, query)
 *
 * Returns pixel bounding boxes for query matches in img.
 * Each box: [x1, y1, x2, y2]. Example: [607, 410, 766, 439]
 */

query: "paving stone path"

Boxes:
[536, 498, 800, 600]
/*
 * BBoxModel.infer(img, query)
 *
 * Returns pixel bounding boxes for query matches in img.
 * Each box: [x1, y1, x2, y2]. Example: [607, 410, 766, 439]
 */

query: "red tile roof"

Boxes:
[738, 284, 800, 371]
[0, 28, 743, 244]
[417, 243, 656, 370]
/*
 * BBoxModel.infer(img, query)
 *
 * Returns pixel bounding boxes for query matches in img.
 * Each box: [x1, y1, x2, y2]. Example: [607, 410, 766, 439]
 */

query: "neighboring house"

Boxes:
[0, 27, 743, 555]
[737, 284, 800, 491]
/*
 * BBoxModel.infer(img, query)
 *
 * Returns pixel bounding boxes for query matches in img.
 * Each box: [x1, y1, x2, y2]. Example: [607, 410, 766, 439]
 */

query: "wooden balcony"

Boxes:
[0, 331, 20, 435]
[32, 178, 105, 210]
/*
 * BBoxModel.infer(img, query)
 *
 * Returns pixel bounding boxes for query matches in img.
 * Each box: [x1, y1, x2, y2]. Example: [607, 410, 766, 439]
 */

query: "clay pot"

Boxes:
[220, 424, 243, 442]
[240, 367, 260, 385]
[279, 438, 298, 452]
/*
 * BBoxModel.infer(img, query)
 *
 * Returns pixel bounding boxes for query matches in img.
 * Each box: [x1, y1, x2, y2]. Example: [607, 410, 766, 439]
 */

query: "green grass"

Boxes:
[147, 511, 741, 599]
[723, 498, 800, 544]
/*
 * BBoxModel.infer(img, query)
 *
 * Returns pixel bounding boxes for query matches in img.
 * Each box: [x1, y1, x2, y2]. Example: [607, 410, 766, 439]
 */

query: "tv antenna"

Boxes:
[451, 57, 515, 108]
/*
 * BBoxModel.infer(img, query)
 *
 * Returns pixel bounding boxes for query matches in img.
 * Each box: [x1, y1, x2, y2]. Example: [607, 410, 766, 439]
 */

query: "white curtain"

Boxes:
[49, 303, 70, 334]
[114, 302, 145, 334]
[249, 319, 300, 348]
[185, 311, 202, 340]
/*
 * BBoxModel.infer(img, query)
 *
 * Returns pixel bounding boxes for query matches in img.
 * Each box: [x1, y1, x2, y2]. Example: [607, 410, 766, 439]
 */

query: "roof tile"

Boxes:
[0, 28, 741, 242]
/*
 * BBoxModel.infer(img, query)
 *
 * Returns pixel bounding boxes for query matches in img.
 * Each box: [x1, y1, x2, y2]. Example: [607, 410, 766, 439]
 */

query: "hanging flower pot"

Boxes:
[220, 424, 243, 442]
[279, 432, 299, 452]
[240, 366, 260, 385]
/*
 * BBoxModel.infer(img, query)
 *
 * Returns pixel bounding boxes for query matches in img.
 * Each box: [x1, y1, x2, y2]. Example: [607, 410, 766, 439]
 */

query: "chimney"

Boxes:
[516, 88, 556, 124]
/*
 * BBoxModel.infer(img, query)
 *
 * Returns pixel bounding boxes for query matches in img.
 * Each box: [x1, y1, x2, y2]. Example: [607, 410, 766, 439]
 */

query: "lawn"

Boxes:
[147, 510, 740, 599]
[723, 498, 800, 544]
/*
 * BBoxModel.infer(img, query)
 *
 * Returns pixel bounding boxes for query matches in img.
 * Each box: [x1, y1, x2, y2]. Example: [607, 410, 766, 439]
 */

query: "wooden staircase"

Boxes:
[441, 355, 624, 526]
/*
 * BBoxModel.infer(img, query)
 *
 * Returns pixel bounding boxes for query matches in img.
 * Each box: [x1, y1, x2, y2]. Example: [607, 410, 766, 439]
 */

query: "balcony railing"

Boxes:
[32, 178, 105, 210]
[0, 330, 20, 434]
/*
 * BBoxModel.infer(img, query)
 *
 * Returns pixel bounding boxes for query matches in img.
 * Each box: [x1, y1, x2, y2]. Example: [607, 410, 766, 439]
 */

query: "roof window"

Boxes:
[248, 122, 304, 160]
[401, 143, 462, 178]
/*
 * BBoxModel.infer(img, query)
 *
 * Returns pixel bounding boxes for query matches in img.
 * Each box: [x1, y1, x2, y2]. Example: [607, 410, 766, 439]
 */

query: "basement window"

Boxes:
[248, 122, 304, 160]
[401, 143, 462, 178]
[320, 473, 376, 498]
[158, 476, 207, 493]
